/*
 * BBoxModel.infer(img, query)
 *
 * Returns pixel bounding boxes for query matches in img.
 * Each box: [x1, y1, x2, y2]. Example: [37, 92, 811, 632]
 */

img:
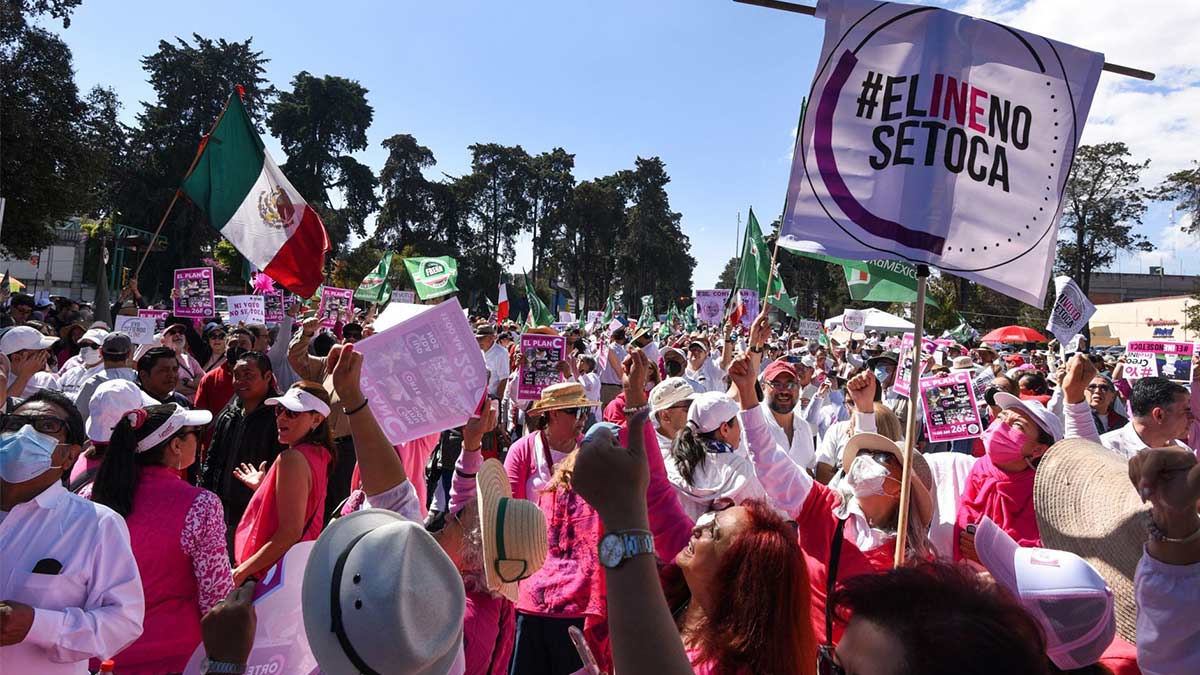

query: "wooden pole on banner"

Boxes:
[893, 263, 929, 567]
[731, 0, 1155, 81]
[133, 91, 239, 278]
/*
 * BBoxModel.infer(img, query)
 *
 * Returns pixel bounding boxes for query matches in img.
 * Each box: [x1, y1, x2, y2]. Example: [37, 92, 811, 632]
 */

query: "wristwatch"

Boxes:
[598, 529, 655, 569]
[200, 658, 246, 674]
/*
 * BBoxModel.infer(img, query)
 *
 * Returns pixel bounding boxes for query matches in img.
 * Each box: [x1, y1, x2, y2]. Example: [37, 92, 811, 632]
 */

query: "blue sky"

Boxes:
[48, 0, 1198, 293]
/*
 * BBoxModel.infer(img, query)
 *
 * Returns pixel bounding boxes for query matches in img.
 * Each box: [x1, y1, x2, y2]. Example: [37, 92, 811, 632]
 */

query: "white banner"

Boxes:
[228, 294, 266, 325]
[114, 316, 156, 344]
[1046, 276, 1095, 344]
[778, 0, 1103, 306]
[694, 289, 732, 325]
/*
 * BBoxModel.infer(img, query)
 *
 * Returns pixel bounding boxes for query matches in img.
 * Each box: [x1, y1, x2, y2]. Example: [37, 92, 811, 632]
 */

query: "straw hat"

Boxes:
[302, 509, 465, 675]
[1033, 438, 1146, 643]
[477, 459, 548, 602]
[528, 382, 600, 414]
[525, 326, 560, 336]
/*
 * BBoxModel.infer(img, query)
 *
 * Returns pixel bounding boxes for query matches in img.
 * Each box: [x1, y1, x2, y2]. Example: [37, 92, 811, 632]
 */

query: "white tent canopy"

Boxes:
[823, 308, 914, 333]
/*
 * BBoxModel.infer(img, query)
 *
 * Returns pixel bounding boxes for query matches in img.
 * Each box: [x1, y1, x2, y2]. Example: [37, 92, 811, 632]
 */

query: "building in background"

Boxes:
[1087, 271, 1195, 304]
[1090, 295, 1196, 345]
[0, 221, 93, 301]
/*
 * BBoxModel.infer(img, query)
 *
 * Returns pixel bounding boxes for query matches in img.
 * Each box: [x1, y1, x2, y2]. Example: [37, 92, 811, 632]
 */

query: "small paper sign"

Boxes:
[355, 298, 489, 445]
[390, 289, 416, 304]
[694, 289, 731, 326]
[228, 295, 266, 325]
[517, 334, 567, 401]
[137, 309, 169, 332]
[919, 372, 984, 443]
[1124, 341, 1195, 384]
[318, 287, 354, 328]
[842, 309, 866, 333]
[1046, 276, 1096, 345]
[587, 311, 604, 326]
[263, 291, 284, 323]
[559, 311, 576, 324]
[115, 315, 157, 344]
[796, 320, 822, 340]
[173, 267, 215, 319]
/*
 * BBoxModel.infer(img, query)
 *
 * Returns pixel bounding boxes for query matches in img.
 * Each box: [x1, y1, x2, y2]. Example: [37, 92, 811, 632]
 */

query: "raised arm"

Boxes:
[1060, 353, 1102, 443]
[287, 316, 327, 382]
[329, 345, 407, 496]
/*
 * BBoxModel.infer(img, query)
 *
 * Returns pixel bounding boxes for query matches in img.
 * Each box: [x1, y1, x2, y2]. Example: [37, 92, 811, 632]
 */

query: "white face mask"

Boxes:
[845, 454, 896, 499]
[80, 346, 101, 366]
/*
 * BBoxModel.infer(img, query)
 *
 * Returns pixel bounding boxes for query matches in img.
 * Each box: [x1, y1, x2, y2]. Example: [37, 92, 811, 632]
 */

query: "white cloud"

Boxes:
[1130, 212, 1200, 270]
[944, 0, 1200, 184]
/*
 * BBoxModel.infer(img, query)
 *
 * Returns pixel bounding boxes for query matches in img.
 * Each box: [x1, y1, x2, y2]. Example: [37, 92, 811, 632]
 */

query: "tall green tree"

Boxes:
[463, 143, 532, 290]
[716, 256, 739, 289]
[526, 148, 575, 284]
[118, 34, 272, 295]
[376, 133, 436, 249]
[1057, 142, 1152, 294]
[616, 157, 694, 314]
[556, 175, 623, 311]
[267, 71, 378, 256]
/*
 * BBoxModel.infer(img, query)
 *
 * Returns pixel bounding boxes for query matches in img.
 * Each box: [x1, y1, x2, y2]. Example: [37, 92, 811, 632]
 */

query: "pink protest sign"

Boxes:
[263, 291, 284, 323]
[517, 333, 567, 401]
[1125, 340, 1195, 384]
[173, 267, 215, 319]
[919, 371, 983, 443]
[317, 286, 353, 328]
[355, 298, 489, 445]
[892, 332, 932, 398]
[137, 309, 169, 332]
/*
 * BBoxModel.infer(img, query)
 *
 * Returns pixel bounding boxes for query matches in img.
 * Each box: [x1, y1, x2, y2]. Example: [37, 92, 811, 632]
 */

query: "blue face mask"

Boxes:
[0, 425, 64, 483]
[873, 366, 891, 384]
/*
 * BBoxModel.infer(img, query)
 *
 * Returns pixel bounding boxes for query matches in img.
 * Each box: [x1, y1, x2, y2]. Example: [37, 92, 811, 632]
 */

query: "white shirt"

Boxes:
[57, 363, 104, 400]
[758, 400, 818, 470]
[483, 343, 511, 398]
[600, 343, 628, 386]
[0, 483, 144, 675]
[1101, 423, 1189, 460]
[8, 371, 61, 400]
[578, 371, 602, 420]
[1061, 400, 1191, 459]
[685, 358, 727, 394]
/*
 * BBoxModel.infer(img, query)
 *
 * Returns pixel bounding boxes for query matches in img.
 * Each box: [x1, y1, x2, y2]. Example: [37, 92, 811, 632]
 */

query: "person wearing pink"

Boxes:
[504, 357, 691, 675]
[85, 402, 230, 675]
[232, 382, 334, 585]
[955, 391, 1062, 562]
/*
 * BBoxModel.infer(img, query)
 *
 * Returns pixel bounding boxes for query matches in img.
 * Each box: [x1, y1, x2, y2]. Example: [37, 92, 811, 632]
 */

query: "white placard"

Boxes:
[227, 294, 266, 325]
[114, 316, 157, 344]
[842, 309, 866, 333]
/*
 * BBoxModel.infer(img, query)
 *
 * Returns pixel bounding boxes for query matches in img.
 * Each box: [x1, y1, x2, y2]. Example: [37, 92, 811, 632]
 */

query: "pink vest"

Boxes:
[118, 466, 207, 674]
[235, 443, 330, 566]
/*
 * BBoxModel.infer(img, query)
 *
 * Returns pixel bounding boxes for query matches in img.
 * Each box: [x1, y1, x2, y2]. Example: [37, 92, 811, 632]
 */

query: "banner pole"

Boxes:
[893, 263, 929, 567]
[731, 0, 1155, 81]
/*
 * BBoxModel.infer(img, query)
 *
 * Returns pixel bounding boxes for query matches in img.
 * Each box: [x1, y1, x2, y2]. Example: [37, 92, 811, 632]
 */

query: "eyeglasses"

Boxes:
[556, 407, 588, 421]
[817, 645, 846, 675]
[1086, 384, 1113, 393]
[0, 414, 66, 436]
[766, 380, 799, 391]
[274, 407, 307, 419]
[209, 333, 226, 340]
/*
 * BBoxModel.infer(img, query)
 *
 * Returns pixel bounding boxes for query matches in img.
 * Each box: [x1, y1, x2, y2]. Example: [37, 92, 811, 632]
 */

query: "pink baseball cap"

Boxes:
[974, 516, 1115, 670]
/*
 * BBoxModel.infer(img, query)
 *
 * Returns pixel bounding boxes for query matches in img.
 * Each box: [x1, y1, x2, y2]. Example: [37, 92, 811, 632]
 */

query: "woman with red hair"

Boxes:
[664, 498, 816, 674]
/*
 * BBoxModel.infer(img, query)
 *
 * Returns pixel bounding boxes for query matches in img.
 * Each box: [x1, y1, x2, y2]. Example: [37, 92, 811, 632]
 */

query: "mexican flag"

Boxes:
[496, 283, 509, 322]
[795, 251, 935, 306]
[354, 251, 394, 304]
[638, 294, 654, 328]
[181, 91, 329, 297]
[403, 256, 459, 300]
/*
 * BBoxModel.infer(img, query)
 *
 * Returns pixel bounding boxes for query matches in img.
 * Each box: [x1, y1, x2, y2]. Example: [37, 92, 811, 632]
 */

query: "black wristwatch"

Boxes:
[749, 345, 765, 354]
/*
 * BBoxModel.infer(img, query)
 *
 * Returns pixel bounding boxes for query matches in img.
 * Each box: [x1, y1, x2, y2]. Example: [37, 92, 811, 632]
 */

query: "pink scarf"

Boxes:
[954, 455, 1041, 560]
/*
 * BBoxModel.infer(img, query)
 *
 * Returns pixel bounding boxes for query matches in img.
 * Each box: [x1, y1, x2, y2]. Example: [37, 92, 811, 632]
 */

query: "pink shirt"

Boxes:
[234, 442, 331, 566]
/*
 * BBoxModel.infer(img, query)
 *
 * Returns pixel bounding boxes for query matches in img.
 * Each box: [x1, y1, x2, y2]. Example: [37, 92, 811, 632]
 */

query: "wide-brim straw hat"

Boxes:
[842, 433, 934, 525]
[477, 458, 548, 602]
[302, 509, 465, 675]
[1034, 438, 1145, 643]
[528, 382, 600, 414]
[525, 326, 560, 336]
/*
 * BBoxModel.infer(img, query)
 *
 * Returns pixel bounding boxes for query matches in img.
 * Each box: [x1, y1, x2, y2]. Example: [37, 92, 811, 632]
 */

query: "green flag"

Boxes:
[602, 294, 616, 323]
[735, 207, 796, 319]
[638, 295, 654, 328]
[403, 256, 458, 300]
[683, 303, 696, 331]
[523, 272, 554, 327]
[793, 251, 935, 306]
[354, 251, 394, 304]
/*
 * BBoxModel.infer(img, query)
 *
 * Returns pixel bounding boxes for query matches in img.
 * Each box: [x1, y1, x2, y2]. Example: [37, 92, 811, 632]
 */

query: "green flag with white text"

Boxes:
[523, 272, 554, 327]
[794, 251, 935, 306]
[355, 251, 394, 304]
[403, 256, 458, 300]
[638, 295, 654, 328]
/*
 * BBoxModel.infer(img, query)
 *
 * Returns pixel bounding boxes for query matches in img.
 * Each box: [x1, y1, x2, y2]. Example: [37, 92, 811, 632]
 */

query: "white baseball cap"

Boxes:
[79, 328, 110, 347]
[974, 516, 1115, 670]
[134, 404, 213, 453]
[686, 391, 739, 435]
[266, 387, 332, 417]
[0, 326, 57, 355]
[86, 380, 157, 443]
[993, 392, 1064, 442]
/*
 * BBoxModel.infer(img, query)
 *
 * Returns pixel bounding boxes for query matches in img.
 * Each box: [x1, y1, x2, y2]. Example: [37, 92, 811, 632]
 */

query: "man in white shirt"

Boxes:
[475, 324, 510, 400]
[1, 327, 61, 400]
[599, 327, 629, 406]
[685, 338, 728, 394]
[56, 328, 108, 399]
[73, 332, 137, 423]
[758, 360, 818, 470]
[649, 377, 695, 461]
[0, 390, 144, 674]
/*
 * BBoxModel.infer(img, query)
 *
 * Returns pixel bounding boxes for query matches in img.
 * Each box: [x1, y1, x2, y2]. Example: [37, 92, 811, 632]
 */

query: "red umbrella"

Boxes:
[979, 325, 1049, 344]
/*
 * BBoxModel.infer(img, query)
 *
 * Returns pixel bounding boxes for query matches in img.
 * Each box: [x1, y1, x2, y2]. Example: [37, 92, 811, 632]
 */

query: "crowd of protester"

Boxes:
[1, 284, 1198, 675]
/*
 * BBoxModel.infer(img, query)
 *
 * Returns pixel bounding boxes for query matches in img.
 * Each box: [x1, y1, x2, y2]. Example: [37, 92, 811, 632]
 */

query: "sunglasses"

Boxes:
[1086, 384, 1114, 393]
[0, 414, 66, 436]
[209, 333, 226, 340]
[555, 407, 589, 421]
[273, 407, 309, 419]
